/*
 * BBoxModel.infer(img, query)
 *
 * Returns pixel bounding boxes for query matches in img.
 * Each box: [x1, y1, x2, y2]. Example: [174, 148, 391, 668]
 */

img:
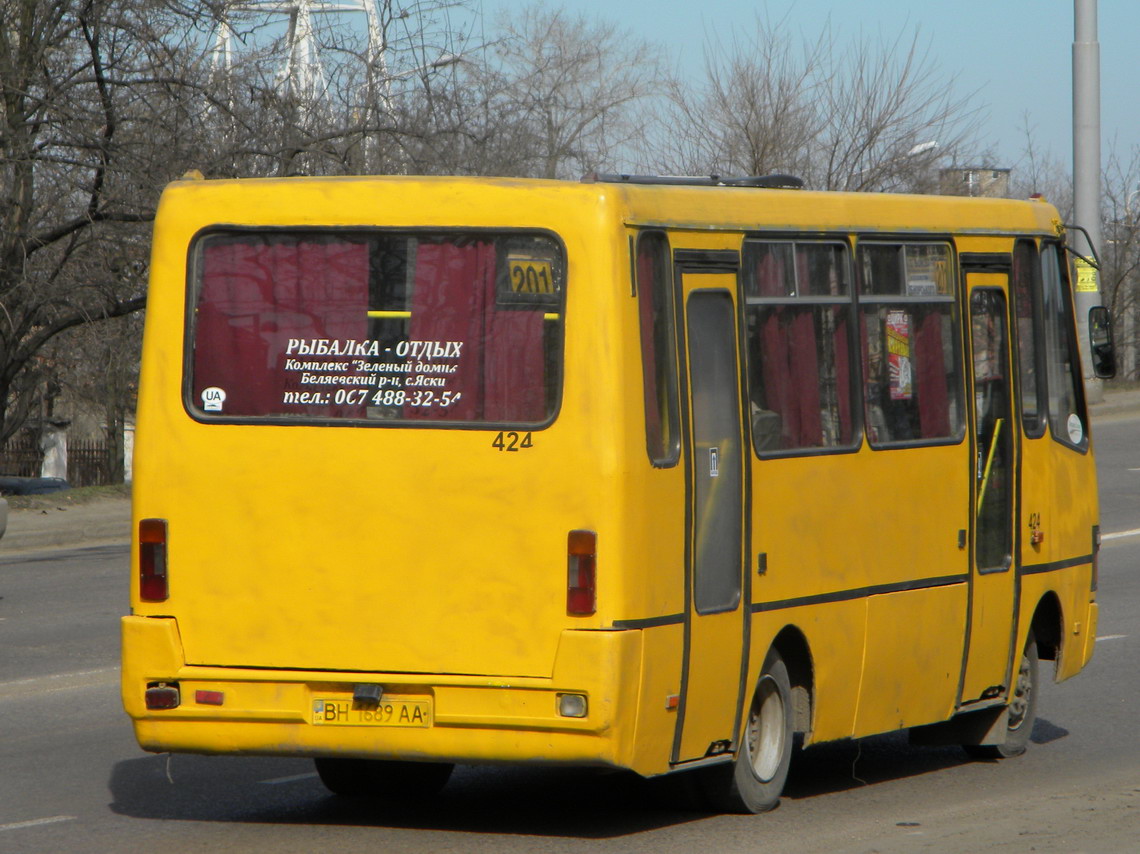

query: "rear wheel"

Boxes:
[964, 632, 1038, 759]
[701, 651, 794, 814]
[314, 757, 454, 797]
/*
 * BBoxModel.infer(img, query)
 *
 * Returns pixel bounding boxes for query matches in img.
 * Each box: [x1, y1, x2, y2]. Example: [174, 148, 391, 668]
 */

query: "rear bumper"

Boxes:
[121, 615, 643, 769]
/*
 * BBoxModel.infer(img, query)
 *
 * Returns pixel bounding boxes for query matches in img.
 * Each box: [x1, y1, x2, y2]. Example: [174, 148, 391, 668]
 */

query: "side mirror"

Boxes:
[1088, 305, 1116, 379]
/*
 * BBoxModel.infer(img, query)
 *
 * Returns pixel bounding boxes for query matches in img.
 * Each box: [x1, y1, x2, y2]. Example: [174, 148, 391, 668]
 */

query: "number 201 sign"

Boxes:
[508, 257, 555, 295]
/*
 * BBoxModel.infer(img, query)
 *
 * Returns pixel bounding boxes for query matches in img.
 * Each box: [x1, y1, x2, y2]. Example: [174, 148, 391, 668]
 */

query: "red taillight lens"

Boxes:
[145, 683, 180, 710]
[139, 518, 169, 602]
[567, 530, 597, 616]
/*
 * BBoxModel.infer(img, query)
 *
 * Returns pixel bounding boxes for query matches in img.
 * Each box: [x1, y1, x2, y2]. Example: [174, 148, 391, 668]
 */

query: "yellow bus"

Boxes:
[122, 173, 1114, 813]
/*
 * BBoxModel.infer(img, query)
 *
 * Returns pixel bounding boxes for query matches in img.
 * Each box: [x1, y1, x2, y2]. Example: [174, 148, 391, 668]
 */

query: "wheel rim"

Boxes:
[747, 675, 786, 782]
[1008, 649, 1033, 732]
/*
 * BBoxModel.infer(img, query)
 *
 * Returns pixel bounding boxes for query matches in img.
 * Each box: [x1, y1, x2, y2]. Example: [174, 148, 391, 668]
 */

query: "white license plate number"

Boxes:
[311, 698, 431, 728]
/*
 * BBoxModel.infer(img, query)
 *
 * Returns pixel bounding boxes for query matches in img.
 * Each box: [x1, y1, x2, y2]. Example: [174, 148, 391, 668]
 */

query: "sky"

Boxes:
[480, 0, 1139, 177]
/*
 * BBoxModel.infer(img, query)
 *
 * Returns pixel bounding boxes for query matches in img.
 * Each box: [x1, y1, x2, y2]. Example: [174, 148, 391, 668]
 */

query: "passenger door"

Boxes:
[672, 254, 750, 765]
[1011, 240, 1097, 680]
[961, 272, 1019, 702]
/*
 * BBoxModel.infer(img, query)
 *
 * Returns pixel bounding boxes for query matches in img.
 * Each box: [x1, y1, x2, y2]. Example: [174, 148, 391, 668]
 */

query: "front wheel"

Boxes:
[701, 651, 794, 814]
[964, 631, 1039, 759]
[314, 757, 454, 798]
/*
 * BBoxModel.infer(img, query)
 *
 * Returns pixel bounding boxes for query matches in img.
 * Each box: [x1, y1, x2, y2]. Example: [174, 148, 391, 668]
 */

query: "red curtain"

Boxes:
[406, 241, 545, 421]
[753, 249, 826, 449]
[758, 308, 825, 449]
[194, 239, 369, 417]
[915, 310, 950, 437]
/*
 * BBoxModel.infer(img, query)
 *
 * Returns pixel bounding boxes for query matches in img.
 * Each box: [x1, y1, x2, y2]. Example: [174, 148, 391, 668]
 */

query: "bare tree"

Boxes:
[815, 26, 983, 192]
[198, 0, 475, 177]
[659, 18, 823, 179]
[1, 0, 477, 453]
[0, 0, 184, 444]
[658, 15, 984, 192]
[1010, 114, 1073, 213]
[1100, 147, 1140, 380]
[46, 313, 141, 481]
[426, 4, 663, 179]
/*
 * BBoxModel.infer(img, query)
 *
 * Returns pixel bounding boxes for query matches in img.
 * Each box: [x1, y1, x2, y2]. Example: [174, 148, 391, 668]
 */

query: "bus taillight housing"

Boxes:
[567, 530, 596, 615]
[139, 518, 169, 602]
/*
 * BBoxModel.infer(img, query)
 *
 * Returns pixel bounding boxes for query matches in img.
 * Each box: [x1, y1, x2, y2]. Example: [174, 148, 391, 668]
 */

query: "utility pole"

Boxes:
[1073, 0, 1103, 397]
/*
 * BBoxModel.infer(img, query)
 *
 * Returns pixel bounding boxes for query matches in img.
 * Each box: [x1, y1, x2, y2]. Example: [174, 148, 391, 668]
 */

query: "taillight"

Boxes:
[567, 530, 597, 615]
[139, 518, 169, 602]
[145, 682, 180, 710]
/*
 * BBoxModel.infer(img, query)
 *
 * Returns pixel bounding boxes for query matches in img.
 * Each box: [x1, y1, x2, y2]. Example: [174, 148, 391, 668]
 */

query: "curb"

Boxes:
[0, 502, 131, 555]
[0, 524, 130, 554]
[1090, 403, 1140, 421]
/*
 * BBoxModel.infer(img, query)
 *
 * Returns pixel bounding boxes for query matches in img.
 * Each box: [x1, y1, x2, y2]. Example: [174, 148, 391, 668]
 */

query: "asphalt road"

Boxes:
[2, 421, 1138, 854]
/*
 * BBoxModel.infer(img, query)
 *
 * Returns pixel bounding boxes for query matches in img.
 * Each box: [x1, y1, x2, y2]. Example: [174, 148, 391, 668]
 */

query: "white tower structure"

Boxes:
[207, 1, 461, 172]
[210, 0, 389, 124]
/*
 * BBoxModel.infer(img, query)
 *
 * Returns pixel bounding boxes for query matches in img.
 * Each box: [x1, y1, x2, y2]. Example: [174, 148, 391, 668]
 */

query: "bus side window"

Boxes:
[1011, 240, 1047, 438]
[636, 231, 680, 466]
[858, 243, 964, 446]
[742, 240, 859, 455]
[1040, 243, 1089, 448]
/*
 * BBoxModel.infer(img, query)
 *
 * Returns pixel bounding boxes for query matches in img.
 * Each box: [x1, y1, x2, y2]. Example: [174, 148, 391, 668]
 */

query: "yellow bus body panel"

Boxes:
[134, 177, 641, 679]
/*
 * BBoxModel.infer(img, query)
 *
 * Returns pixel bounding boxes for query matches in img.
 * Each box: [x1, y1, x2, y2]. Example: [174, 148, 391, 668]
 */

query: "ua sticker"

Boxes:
[202, 386, 227, 412]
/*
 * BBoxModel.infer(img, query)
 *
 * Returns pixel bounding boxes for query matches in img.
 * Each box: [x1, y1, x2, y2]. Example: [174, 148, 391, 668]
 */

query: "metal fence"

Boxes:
[69, 439, 117, 487]
[0, 433, 41, 478]
[0, 434, 120, 487]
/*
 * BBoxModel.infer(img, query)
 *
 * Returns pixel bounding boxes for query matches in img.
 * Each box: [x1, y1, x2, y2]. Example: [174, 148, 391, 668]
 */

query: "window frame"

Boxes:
[1011, 238, 1049, 440]
[741, 235, 863, 459]
[855, 238, 967, 450]
[1040, 239, 1091, 453]
[182, 225, 568, 430]
[634, 229, 682, 467]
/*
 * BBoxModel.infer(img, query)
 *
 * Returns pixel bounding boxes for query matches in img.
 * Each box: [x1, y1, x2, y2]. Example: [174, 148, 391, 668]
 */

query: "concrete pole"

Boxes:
[1073, 0, 1102, 396]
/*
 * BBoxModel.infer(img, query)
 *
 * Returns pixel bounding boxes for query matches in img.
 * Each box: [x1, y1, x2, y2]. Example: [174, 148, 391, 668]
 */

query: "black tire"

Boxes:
[314, 757, 454, 798]
[701, 651, 794, 814]
[964, 632, 1038, 760]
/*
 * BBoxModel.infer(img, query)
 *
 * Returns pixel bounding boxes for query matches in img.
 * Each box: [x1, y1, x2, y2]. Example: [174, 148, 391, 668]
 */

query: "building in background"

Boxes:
[939, 167, 1012, 198]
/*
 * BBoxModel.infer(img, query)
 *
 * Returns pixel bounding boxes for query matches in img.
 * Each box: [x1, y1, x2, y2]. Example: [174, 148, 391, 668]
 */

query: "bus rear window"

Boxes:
[189, 231, 563, 425]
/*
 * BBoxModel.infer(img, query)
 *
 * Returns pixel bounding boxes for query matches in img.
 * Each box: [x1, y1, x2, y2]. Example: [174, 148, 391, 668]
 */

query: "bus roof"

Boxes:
[157, 173, 1064, 239]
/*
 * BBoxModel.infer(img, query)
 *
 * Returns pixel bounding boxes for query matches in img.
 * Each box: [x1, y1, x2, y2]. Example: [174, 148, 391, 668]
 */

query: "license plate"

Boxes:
[311, 697, 431, 728]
